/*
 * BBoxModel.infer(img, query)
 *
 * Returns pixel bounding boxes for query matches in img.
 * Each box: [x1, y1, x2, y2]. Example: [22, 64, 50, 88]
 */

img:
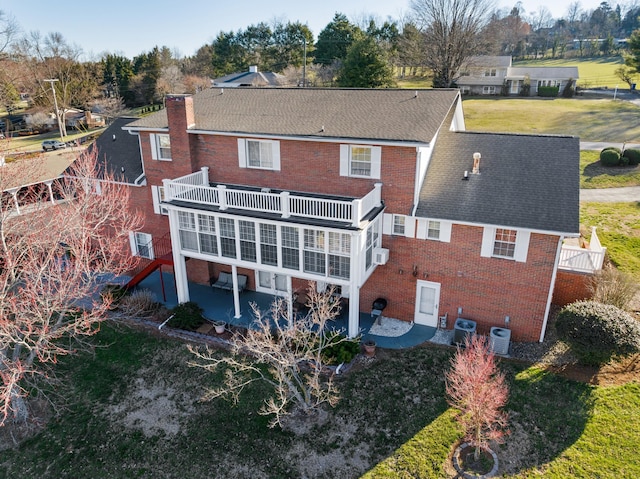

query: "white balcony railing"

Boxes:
[558, 227, 606, 273]
[163, 167, 383, 227]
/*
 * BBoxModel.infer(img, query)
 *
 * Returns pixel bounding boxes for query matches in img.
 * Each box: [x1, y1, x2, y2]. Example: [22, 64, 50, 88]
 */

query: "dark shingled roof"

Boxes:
[415, 130, 579, 234]
[126, 88, 460, 143]
[91, 118, 144, 184]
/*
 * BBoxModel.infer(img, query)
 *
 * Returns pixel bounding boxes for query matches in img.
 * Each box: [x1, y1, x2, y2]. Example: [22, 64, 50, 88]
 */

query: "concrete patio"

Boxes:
[133, 269, 437, 349]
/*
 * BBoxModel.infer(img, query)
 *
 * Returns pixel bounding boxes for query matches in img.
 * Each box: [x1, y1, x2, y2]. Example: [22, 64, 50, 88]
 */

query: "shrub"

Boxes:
[622, 148, 640, 166]
[556, 300, 640, 365]
[538, 86, 559, 97]
[562, 80, 575, 98]
[168, 301, 205, 331]
[100, 284, 128, 307]
[600, 148, 621, 166]
[589, 264, 640, 310]
[322, 332, 360, 365]
[119, 289, 161, 317]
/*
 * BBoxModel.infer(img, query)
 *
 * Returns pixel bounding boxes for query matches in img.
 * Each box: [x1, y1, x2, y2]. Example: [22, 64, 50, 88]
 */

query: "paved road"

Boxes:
[581, 141, 640, 150]
[581, 186, 640, 202]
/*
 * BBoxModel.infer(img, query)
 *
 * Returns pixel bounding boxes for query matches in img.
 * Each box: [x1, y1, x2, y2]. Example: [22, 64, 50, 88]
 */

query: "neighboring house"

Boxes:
[457, 56, 579, 96]
[119, 87, 581, 343]
[212, 66, 290, 87]
[65, 109, 106, 130]
[90, 117, 145, 186]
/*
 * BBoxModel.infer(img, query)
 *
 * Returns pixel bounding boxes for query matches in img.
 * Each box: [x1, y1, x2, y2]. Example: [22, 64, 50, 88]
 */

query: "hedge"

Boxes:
[600, 148, 621, 166]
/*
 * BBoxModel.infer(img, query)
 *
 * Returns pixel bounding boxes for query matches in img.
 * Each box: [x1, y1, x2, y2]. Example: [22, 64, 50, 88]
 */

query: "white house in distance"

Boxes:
[456, 56, 579, 96]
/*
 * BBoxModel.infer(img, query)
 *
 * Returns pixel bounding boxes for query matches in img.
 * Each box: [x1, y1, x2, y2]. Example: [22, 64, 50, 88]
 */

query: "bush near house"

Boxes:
[556, 300, 640, 365]
[538, 86, 559, 97]
[622, 148, 640, 166]
[167, 301, 205, 331]
[600, 147, 622, 166]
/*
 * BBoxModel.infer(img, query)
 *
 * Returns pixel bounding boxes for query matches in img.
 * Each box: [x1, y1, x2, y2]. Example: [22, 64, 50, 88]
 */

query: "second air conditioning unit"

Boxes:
[373, 248, 389, 265]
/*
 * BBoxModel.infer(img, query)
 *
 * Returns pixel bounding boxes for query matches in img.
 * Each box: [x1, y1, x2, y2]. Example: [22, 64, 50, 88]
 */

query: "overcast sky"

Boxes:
[5, 0, 609, 59]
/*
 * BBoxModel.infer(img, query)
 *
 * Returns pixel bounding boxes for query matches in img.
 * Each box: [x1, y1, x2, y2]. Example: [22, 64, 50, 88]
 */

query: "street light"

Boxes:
[44, 79, 64, 143]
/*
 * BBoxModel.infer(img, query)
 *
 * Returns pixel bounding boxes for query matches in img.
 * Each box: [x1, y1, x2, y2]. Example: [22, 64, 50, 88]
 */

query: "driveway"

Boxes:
[581, 186, 640, 202]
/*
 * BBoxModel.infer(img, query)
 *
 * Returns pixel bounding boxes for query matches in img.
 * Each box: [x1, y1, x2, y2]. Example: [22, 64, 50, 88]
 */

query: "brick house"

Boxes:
[120, 88, 579, 342]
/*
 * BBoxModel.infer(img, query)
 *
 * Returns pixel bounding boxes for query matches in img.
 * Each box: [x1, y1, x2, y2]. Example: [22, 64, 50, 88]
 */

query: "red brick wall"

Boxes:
[190, 134, 417, 213]
[553, 270, 592, 306]
[361, 225, 559, 342]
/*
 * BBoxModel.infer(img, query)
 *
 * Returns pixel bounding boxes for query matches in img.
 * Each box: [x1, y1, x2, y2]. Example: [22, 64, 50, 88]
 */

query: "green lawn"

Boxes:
[513, 56, 626, 90]
[463, 97, 640, 142]
[580, 202, 640, 281]
[0, 324, 637, 478]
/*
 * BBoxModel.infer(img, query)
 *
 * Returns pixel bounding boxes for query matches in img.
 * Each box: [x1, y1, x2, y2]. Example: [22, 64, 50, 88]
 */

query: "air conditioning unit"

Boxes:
[373, 248, 389, 265]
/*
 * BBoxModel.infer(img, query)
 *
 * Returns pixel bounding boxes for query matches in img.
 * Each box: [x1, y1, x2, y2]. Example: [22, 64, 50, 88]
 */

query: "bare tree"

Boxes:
[24, 111, 52, 131]
[411, 0, 495, 87]
[0, 10, 19, 54]
[189, 284, 351, 428]
[446, 335, 509, 460]
[0, 148, 142, 425]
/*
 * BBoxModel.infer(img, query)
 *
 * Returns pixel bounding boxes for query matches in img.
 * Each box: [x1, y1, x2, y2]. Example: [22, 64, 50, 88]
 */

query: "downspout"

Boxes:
[540, 235, 564, 343]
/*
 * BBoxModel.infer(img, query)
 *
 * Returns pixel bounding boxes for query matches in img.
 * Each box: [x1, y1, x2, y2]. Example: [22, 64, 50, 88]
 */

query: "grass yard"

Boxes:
[0, 323, 638, 478]
[580, 202, 640, 281]
[580, 150, 640, 188]
[463, 97, 640, 142]
[513, 56, 625, 90]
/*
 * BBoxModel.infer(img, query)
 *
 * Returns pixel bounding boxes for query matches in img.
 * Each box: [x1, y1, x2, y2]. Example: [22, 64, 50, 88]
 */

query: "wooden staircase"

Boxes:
[126, 234, 174, 289]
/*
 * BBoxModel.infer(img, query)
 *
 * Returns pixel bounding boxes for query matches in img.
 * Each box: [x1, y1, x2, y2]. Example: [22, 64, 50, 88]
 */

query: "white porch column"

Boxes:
[348, 285, 360, 338]
[44, 180, 56, 204]
[231, 265, 241, 319]
[201, 166, 209, 184]
[168, 209, 190, 302]
[286, 275, 293, 329]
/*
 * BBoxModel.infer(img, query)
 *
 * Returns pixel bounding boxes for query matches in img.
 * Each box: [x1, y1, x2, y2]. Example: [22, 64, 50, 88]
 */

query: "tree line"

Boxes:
[1, 1, 640, 129]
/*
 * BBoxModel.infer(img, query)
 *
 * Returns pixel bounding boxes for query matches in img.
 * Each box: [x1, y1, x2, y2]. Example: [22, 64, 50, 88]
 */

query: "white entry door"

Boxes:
[414, 280, 441, 327]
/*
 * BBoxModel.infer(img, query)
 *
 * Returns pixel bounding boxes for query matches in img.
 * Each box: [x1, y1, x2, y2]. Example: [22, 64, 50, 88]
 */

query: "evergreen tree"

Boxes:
[337, 36, 395, 88]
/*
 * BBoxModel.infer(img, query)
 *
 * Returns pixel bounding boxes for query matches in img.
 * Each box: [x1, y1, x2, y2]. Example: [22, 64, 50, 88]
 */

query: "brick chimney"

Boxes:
[165, 94, 196, 175]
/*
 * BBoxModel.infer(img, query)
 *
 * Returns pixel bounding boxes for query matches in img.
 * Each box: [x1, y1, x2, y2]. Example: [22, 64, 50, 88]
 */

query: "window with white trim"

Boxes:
[130, 232, 154, 259]
[482, 86, 496, 95]
[392, 215, 405, 235]
[328, 232, 350, 279]
[281, 226, 299, 270]
[178, 211, 197, 251]
[538, 79, 559, 87]
[198, 214, 218, 255]
[427, 220, 440, 240]
[239, 220, 256, 262]
[219, 218, 237, 258]
[493, 228, 517, 258]
[483, 68, 497, 77]
[304, 229, 325, 274]
[151, 186, 168, 215]
[260, 223, 278, 266]
[238, 139, 281, 170]
[340, 145, 381, 179]
[150, 134, 171, 161]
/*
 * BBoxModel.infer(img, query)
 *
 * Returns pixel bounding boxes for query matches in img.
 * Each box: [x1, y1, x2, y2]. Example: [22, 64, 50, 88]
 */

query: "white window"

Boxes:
[482, 86, 496, 95]
[481, 227, 530, 262]
[238, 139, 280, 170]
[178, 211, 197, 251]
[427, 220, 440, 240]
[538, 80, 558, 87]
[129, 232, 154, 259]
[198, 214, 218, 256]
[392, 215, 405, 235]
[339, 145, 382, 179]
[151, 186, 168, 215]
[483, 68, 497, 77]
[150, 134, 171, 161]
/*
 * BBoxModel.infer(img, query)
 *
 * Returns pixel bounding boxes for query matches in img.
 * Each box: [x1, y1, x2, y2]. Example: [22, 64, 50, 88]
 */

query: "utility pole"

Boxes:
[302, 40, 307, 88]
[44, 79, 64, 142]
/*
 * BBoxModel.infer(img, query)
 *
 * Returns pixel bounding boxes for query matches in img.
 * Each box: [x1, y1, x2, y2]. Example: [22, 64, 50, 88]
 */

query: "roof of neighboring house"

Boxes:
[507, 66, 579, 80]
[463, 56, 513, 68]
[213, 69, 289, 87]
[415, 130, 580, 234]
[127, 88, 461, 144]
[90, 117, 143, 184]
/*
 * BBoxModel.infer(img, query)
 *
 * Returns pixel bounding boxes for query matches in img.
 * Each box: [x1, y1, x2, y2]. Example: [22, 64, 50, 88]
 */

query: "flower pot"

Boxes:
[213, 321, 226, 335]
[363, 340, 376, 357]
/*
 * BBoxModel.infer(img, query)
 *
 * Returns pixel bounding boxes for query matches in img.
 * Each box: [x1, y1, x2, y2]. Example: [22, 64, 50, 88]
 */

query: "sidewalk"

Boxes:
[580, 186, 640, 202]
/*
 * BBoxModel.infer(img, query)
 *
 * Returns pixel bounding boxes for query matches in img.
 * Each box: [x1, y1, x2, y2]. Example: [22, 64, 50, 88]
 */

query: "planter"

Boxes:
[213, 321, 226, 335]
[452, 442, 499, 479]
[363, 340, 376, 358]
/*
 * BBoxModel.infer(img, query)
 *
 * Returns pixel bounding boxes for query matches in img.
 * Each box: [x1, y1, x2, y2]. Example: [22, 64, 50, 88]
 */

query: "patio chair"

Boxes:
[211, 272, 233, 291]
